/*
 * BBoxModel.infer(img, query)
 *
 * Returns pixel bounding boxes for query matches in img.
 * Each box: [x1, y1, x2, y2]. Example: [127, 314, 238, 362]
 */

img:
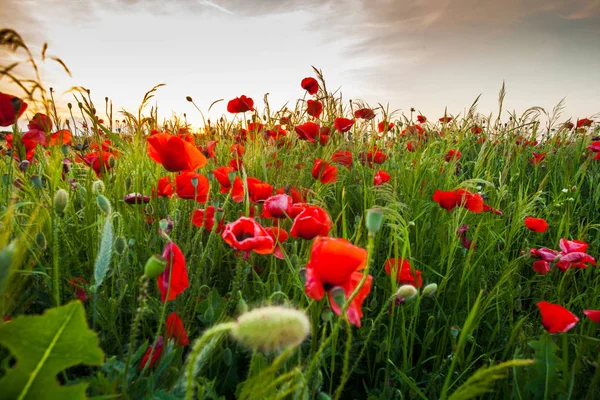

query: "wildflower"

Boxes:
[377, 120, 394, 133]
[532, 260, 551, 274]
[306, 100, 323, 119]
[374, 170, 391, 186]
[301, 77, 319, 95]
[175, 171, 209, 203]
[147, 132, 207, 172]
[221, 217, 275, 256]
[583, 310, 600, 323]
[290, 205, 332, 240]
[124, 193, 150, 205]
[331, 150, 353, 167]
[577, 118, 593, 128]
[555, 238, 596, 271]
[191, 206, 217, 231]
[199, 140, 218, 159]
[305, 237, 372, 327]
[456, 224, 474, 250]
[247, 177, 273, 202]
[312, 159, 338, 184]
[157, 242, 189, 302]
[529, 152, 546, 165]
[295, 121, 320, 142]
[28, 113, 52, 132]
[360, 146, 388, 166]
[384, 258, 422, 288]
[471, 125, 482, 134]
[432, 189, 483, 213]
[262, 194, 293, 218]
[334, 118, 355, 133]
[166, 312, 189, 346]
[439, 116, 453, 123]
[354, 108, 376, 120]
[416, 115, 427, 123]
[264, 227, 289, 259]
[68, 277, 88, 302]
[587, 142, 600, 160]
[524, 216, 549, 233]
[49, 130, 73, 146]
[227, 95, 254, 113]
[444, 149, 461, 162]
[140, 337, 164, 369]
[153, 176, 174, 198]
[536, 301, 579, 333]
[0, 92, 28, 126]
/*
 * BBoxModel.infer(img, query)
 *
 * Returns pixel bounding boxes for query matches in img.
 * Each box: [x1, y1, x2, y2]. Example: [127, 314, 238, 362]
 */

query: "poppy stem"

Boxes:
[122, 276, 149, 393]
[52, 208, 61, 307]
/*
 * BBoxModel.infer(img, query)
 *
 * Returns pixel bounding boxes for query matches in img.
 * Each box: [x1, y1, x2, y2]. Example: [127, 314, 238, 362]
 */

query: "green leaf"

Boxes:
[0, 301, 104, 400]
[524, 333, 567, 400]
[93, 217, 113, 290]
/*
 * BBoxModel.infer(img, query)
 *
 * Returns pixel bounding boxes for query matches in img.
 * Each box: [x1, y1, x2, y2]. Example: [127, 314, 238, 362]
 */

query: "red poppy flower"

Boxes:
[524, 216, 549, 232]
[0, 92, 28, 127]
[295, 121, 320, 142]
[290, 205, 332, 240]
[577, 118, 593, 128]
[354, 108, 376, 120]
[532, 260, 551, 274]
[175, 171, 209, 203]
[191, 206, 217, 231]
[305, 236, 371, 326]
[264, 226, 289, 259]
[221, 217, 275, 255]
[555, 238, 596, 271]
[49, 130, 72, 146]
[377, 121, 395, 133]
[165, 312, 189, 346]
[28, 113, 52, 132]
[199, 140, 218, 159]
[215, 167, 245, 202]
[153, 176, 174, 198]
[384, 258, 422, 288]
[77, 151, 116, 177]
[528, 152, 546, 165]
[89, 139, 113, 152]
[482, 204, 504, 216]
[402, 124, 425, 137]
[319, 127, 330, 145]
[140, 336, 164, 370]
[263, 194, 293, 218]
[312, 159, 338, 184]
[432, 189, 483, 213]
[537, 301, 579, 333]
[301, 77, 319, 95]
[444, 149, 461, 162]
[289, 202, 310, 218]
[265, 125, 287, 142]
[248, 122, 264, 135]
[530, 247, 560, 262]
[416, 115, 427, 123]
[23, 129, 49, 148]
[246, 177, 273, 202]
[275, 186, 306, 204]
[587, 142, 600, 160]
[306, 100, 323, 119]
[374, 170, 391, 186]
[227, 95, 254, 113]
[334, 118, 355, 133]
[331, 150, 353, 167]
[147, 133, 207, 172]
[360, 147, 388, 166]
[457, 224, 475, 250]
[471, 125, 482, 134]
[406, 141, 419, 152]
[584, 310, 600, 323]
[439, 116, 453, 123]
[158, 242, 189, 302]
[68, 277, 89, 302]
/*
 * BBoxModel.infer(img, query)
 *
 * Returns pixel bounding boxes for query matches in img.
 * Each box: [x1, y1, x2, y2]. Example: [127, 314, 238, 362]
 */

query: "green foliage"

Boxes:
[0, 301, 104, 399]
[93, 216, 113, 290]
[524, 333, 568, 400]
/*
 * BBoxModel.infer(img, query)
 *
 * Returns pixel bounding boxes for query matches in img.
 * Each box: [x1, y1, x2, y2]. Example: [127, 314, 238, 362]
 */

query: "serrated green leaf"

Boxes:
[0, 301, 104, 400]
[524, 333, 567, 399]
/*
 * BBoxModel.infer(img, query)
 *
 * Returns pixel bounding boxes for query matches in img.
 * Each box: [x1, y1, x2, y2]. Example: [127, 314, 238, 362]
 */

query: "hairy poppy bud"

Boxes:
[96, 195, 112, 215]
[422, 283, 438, 297]
[31, 174, 42, 188]
[35, 231, 47, 249]
[144, 254, 166, 279]
[230, 306, 310, 352]
[108, 155, 116, 169]
[114, 236, 127, 255]
[53, 189, 69, 215]
[396, 285, 417, 300]
[92, 180, 105, 195]
[366, 208, 383, 234]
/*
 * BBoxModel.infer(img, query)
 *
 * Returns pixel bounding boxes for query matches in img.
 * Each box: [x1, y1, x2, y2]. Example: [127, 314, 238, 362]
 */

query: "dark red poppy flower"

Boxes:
[0, 92, 28, 127]
[384, 258, 422, 288]
[49, 130, 72, 146]
[153, 176, 174, 198]
[247, 177, 273, 202]
[354, 108, 376, 120]
[230, 144, 246, 157]
[191, 206, 216, 231]
[439, 116, 453, 123]
[158, 241, 189, 302]
[577, 118, 593, 128]
[140, 336, 164, 370]
[147, 133, 207, 172]
[537, 301, 579, 333]
[377, 121, 395, 133]
[89, 139, 113, 152]
[28, 113, 52, 132]
[432, 189, 483, 213]
[199, 140, 218, 159]
[305, 236, 371, 326]
[334, 118, 355, 133]
[456, 224, 475, 250]
[295, 121, 320, 142]
[555, 238, 596, 271]
[23, 129, 49, 148]
[406, 141, 419, 152]
[319, 127, 330, 145]
[524, 216, 549, 233]
[301, 77, 319, 95]
[175, 171, 209, 203]
[68, 277, 88, 302]
[264, 226, 289, 259]
[214, 166, 245, 202]
[124, 193, 151, 205]
[290, 205, 332, 240]
[247, 122, 264, 135]
[528, 152, 546, 165]
[265, 125, 287, 142]
[444, 149, 461, 162]
[331, 150, 353, 167]
[275, 186, 306, 204]
[532, 260, 551, 274]
[584, 310, 600, 323]
[262, 194, 293, 218]
[221, 217, 274, 256]
[166, 312, 189, 346]
[306, 100, 323, 119]
[471, 125, 482, 134]
[360, 146, 388, 166]
[587, 142, 600, 160]
[312, 158, 338, 184]
[530, 247, 560, 262]
[374, 170, 391, 186]
[402, 124, 425, 137]
[77, 151, 117, 177]
[416, 115, 427, 123]
[227, 95, 254, 113]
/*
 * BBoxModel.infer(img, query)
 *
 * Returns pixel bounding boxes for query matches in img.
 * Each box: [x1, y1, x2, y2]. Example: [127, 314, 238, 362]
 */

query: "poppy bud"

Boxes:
[191, 177, 198, 188]
[61, 145, 69, 156]
[230, 306, 310, 352]
[298, 268, 307, 284]
[114, 236, 127, 255]
[237, 295, 248, 315]
[330, 286, 346, 309]
[366, 208, 384, 234]
[53, 189, 69, 215]
[18, 160, 29, 172]
[67, 102, 72, 109]
[92, 180, 105, 195]
[396, 285, 417, 300]
[125, 176, 132, 191]
[186, 96, 193, 102]
[228, 171, 237, 184]
[143, 254, 167, 279]
[321, 307, 333, 322]
[96, 195, 112, 215]
[128, 238, 136, 248]
[422, 283, 438, 297]
[31, 175, 43, 188]
[108, 155, 116, 169]
[35, 231, 47, 249]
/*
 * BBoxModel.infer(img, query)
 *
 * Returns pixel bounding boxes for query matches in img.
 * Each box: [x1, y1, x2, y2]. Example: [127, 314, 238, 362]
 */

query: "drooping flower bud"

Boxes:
[35, 231, 47, 249]
[114, 236, 127, 255]
[96, 195, 112, 215]
[422, 283, 438, 297]
[53, 189, 69, 215]
[366, 208, 384, 234]
[396, 284, 417, 300]
[144, 254, 167, 279]
[92, 180, 105, 195]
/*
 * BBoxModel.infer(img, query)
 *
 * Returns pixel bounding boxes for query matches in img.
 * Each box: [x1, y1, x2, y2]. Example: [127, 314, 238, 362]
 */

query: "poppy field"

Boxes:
[1, 29, 600, 399]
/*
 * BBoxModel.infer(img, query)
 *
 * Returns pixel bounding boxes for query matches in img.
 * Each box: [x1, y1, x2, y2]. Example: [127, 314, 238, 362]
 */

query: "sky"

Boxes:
[1, 0, 599, 128]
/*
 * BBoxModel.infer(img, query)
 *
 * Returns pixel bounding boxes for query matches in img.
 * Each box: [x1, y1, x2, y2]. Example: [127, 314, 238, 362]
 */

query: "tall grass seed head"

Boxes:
[230, 306, 310, 352]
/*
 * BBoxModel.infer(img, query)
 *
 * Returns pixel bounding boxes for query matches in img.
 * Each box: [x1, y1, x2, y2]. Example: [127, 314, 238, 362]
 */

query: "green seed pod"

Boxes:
[53, 189, 69, 215]
[143, 254, 166, 279]
[230, 306, 310, 352]
[30, 174, 43, 188]
[330, 286, 346, 309]
[79, 185, 87, 197]
[35, 231, 47, 249]
[96, 195, 112, 215]
[320, 307, 332, 323]
[422, 283, 438, 297]
[114, 236, 127, 255]
[396, 285, 418, 300]
[61, 144, 69, 156]
[366, 208, 384, 234]
[92, 180, 105, 195]
[125, 175, 132, 191]
[108, 155, 116, 168]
